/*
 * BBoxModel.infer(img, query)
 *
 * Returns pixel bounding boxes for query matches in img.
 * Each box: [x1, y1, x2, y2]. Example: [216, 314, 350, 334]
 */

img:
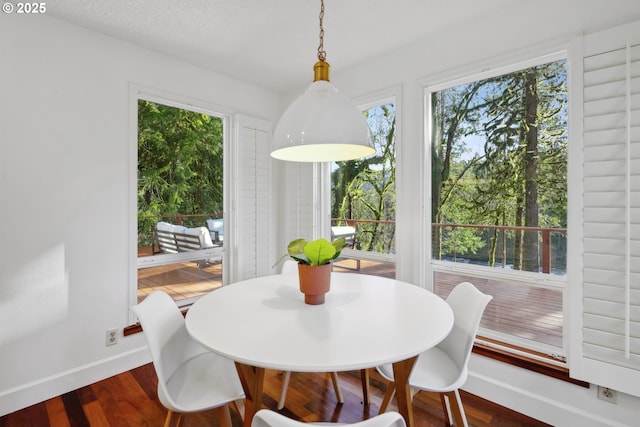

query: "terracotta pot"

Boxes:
[297, 263, 331, 305]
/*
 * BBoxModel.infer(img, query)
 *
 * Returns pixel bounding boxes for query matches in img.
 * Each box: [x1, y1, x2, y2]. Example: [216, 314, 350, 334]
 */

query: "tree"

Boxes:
[137, 100, 224, 245]
[431, 82, 486, 260]
[474, 60, 567, 271]
[331, 104, 396, 253]
[431, 60, 567, 272]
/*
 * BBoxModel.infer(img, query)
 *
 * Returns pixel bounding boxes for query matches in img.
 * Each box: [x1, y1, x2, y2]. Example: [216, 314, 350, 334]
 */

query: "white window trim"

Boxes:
[422, 47, 571, 357]
[127, 84, 233, 322]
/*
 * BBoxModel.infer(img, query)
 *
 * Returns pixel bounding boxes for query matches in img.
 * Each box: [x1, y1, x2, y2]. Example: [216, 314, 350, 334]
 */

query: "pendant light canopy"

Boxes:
[271, 0, 375, 162]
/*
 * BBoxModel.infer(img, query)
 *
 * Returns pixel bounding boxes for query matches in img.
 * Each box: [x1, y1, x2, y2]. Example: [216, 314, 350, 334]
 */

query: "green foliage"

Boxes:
[439, 226, 485, 256]
[284, 238, 347, 266]
[137, 100, 224, 245]
[331, 104, 396, 254]
[431, 60, 568, 271]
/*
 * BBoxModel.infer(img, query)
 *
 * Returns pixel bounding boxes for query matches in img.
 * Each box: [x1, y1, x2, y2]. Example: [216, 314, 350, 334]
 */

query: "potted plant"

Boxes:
[279, 237, 347, 305]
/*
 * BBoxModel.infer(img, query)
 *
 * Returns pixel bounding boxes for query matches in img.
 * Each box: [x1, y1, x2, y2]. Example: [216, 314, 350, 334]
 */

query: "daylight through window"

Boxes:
[429, 58, 568, 355]
[331, 103, 397, 278]
[136, 100, 225, 307]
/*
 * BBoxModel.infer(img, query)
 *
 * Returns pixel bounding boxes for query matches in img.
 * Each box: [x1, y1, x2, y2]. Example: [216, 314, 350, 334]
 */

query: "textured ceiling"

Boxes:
[46, 0, 640, 93]
[45, 0, 513, 92]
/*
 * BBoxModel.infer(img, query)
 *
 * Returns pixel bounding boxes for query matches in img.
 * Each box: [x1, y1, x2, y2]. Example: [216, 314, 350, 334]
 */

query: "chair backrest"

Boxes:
[207, 218, 224, 237]
[252, 409, 406, 427]
[156, 221, 214, 252]
[331, 225, 357, 247]
[131, 291, 209, 405]
[280, 259, 298, 274]
[438, 282, 493, 371]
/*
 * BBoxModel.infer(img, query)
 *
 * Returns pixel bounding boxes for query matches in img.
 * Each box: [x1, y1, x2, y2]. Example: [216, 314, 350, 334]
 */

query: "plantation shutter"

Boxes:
[233, 115, 272, 281]
[577, 20, 640, 396]
[283, 162, 316, 245]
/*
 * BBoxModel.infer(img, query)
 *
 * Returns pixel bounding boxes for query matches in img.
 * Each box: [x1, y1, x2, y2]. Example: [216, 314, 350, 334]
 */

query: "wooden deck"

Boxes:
[138, 257, 562, 349]
[335, 260, 563, 349]
[433, 271, 563, 348]
[137, 260, 223, 303]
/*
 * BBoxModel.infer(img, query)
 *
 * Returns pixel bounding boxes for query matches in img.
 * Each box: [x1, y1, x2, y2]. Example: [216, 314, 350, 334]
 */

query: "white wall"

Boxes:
[327, 2, 640, 426]
[0, 14, 278, 416]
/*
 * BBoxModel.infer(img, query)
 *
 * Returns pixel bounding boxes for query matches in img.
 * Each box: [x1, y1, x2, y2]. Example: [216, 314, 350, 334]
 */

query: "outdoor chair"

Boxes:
[331, 226, 360, 271]
[207, 218, 224, 244]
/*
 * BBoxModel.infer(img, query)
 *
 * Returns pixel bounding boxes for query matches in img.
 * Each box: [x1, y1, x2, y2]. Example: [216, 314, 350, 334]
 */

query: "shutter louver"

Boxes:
[581, 33, 640, 394]
[236, 116, 271, 280]
[284, 162, 315, 243]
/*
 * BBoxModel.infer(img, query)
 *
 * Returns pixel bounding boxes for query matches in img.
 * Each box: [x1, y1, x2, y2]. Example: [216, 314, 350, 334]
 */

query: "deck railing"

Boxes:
[432, 222, 567, 274]
[138, 215, 566, 275]
[332, 218, 567, 275]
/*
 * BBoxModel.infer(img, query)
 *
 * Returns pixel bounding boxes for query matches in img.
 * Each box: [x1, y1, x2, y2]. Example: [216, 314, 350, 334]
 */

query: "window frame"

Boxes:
[423, 49, 570, 359]
[127, 84, 233, 324]
[325, 88, 401, 275]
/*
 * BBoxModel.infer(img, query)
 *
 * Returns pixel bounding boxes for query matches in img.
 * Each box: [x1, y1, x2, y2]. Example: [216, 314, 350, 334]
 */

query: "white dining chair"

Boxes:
[251, 409, 406, 427]
[131, 291, 245, 427]
[276, 259, 344, 410]
[376, 282, 492, 427]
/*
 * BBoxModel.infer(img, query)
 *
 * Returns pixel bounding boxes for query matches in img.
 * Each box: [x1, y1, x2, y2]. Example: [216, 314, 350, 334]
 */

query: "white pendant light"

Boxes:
[271, 0, 375, 162]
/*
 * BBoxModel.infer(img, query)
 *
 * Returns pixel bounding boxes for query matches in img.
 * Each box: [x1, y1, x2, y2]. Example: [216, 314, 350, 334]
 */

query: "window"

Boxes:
[428, 55, 568, 358]
[135, 98, 225, 307]
[331, 101, 397, 278]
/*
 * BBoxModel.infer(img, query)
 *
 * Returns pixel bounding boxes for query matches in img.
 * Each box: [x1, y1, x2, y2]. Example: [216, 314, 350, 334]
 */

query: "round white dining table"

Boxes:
[185, 272, 454, 427]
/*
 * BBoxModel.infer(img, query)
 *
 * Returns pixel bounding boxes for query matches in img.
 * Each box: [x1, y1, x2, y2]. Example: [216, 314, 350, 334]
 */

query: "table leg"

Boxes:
[360, 368, 371, 405]
[391, 356, 418, 427]
[235, 362, 265, 427]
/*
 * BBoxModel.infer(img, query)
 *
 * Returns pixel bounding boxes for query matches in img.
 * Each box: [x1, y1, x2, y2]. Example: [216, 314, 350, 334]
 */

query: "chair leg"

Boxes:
[360, 368, 371, 405]
[378, 383, 396, 414]
[232, 399, 245, 422]
[440, 393, 452, 426]
[215, 404, 232, 427]
[164, 410, 182, 427]
[444, 390, 468, 427]
[330, 372, 344, 403]
[277, 371, 292, 410]
[163, 411, 172, 427]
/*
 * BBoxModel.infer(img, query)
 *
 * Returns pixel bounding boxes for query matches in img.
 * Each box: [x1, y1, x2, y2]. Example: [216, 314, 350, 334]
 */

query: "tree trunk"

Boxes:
[522, 69, 540, 272]
[513, 198, 523, 271]
[489, 223, 498, 267]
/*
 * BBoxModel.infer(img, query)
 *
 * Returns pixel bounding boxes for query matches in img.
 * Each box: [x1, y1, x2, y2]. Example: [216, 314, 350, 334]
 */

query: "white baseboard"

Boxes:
[0, 347, 150, 417]
[465, 354, 638, 427]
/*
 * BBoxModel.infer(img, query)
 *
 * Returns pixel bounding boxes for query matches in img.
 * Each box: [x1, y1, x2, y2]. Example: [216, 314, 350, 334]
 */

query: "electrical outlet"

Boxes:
[106, 329, 118, 346]
[597, 386, 617, 403]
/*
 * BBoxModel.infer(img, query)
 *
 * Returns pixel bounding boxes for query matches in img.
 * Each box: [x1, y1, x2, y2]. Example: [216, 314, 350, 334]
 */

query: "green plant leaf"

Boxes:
[287, 238, 310, 264]
[288, 238, 308, 255]
[303, 238, 336, 266]
[331, 237, 347, 255]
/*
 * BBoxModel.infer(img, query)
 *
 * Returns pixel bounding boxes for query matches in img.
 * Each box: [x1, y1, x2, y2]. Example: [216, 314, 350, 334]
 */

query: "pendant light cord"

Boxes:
[317, 0, 326, 61]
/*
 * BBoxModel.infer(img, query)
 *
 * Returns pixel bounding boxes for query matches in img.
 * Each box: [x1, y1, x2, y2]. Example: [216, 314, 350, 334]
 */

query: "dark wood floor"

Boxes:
[0, 364, 550, 427]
